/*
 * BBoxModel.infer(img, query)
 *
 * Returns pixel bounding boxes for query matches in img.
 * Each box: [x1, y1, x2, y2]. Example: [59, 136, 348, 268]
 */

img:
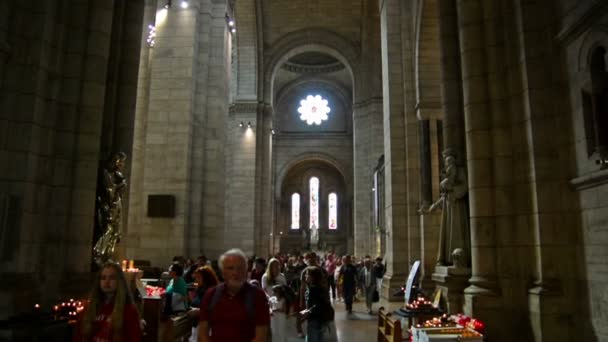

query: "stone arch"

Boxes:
[578, 27, 608, 72]
[275, 152, 352, 200]
[275, 75, 352, 112]
[263, 28, 359, 105]
[274, 76, 353, 133]
[414, 0, 442, 120]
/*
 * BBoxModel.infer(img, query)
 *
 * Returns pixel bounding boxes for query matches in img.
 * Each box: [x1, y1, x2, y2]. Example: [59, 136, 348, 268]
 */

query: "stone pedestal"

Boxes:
[432, 265, 471, 314]
[464, 285, 503, 341]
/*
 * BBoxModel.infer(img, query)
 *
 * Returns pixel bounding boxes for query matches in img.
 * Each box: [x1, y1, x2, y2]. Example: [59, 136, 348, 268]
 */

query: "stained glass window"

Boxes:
[291, 193, 300, 229]
[298, 95, 330, 125]
[309, 177, 319, 229]
[328, 193, 337, 229]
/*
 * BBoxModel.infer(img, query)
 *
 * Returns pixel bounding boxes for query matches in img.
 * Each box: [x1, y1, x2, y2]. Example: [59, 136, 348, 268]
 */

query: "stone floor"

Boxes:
[286, 297, 406, 342]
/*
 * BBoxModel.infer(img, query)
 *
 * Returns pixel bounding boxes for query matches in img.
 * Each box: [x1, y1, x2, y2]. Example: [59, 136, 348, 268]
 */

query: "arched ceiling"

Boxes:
[274, 52, 351, 110]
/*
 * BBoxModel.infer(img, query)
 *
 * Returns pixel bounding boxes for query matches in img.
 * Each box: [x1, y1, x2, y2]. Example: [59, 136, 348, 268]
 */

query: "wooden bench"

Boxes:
[377, 307, 404, 342]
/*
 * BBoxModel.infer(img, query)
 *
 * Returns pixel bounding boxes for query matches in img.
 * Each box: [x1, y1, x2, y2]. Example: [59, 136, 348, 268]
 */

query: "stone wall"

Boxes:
[127, 0, 230, 266]
[559, 1, 608, 340]
[0, 0, 145, 316]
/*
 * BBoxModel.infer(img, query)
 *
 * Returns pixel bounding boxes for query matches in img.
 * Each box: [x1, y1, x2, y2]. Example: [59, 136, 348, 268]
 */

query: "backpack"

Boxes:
[207, 283, 256, 321]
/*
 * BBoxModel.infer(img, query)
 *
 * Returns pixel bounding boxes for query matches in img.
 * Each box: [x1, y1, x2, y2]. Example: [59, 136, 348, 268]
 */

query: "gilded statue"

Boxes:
[93, 152, 127, 266]
[420, 151, 471, 267]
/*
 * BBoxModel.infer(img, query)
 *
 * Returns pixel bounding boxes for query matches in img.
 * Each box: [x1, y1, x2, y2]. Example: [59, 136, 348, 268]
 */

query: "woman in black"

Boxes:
[301, 266, 335, 342]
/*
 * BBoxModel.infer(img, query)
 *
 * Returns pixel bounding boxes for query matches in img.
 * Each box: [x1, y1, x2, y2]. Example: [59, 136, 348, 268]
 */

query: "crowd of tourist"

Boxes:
[73, 249, 386, 341]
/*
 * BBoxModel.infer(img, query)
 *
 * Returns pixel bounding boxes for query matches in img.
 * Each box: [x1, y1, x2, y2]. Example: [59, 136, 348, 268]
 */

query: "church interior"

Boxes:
[0, 0, 607, 341]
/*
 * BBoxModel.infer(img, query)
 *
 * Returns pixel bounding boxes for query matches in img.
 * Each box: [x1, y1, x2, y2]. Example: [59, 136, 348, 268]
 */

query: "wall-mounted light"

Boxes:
[180, 0, 188, 9]
[247, 122, 252, 128]
[239, 121, 244, 128]
[226, 14, 236, 34]
[271, 129, 275, 135]
[146, 24, 156, 47]
[164, 0, 172, 9]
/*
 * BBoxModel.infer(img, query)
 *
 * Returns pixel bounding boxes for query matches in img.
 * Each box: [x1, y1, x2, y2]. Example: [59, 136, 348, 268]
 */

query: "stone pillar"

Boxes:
[254, 103, 273, 256]
[418, 118, 441, 292]
[195, 0, 231, 258]
[432, 266, 471, 314]
[379, 0, 410, 299]
[511, 1, 577, 341]
[353, 99, 383, 257]
[457, 0, 502, 337]
[128, 0, 231, 264]
[128, 0, 157, 265]
[353, 0, 383, 258]
[225, 102, 258, 256]
[437, 0, 466, 155]
[431, 0, 471, 309]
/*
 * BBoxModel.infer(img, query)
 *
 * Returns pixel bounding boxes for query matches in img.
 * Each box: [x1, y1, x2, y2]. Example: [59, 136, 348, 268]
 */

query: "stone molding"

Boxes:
[569, 168, 608, 190]
[353, 97, 383, 109]
[229, 102, 260, 113]
[556, 1, 608, 45]
[281, 61, 345, 74]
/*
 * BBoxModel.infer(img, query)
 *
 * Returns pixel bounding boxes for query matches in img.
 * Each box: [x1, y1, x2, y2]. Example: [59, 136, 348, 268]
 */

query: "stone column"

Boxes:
[353, 99, 383, 257]
[224, 102, 258, 256]
[379, 0, 410, 299]
[195, 0, 231, 258]
[254, 103, 273, 256]
[511, 1, 577, 341]
[457, 0, 502, 336]
[353, 103, 372, 256]
[418, 118, 441, 292]
[126, 2, 201, 265]
[353, 0, 383, 258]
[429, 0, 471, 313]
[126, 0, 156, 265]
[437, 0, 466, 155]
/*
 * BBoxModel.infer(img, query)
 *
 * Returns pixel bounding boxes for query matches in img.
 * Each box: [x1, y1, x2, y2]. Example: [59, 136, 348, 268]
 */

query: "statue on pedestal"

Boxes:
[93, 152, 128, 266]
[310, 225, 319, 247]
[420, 151, 470, 267]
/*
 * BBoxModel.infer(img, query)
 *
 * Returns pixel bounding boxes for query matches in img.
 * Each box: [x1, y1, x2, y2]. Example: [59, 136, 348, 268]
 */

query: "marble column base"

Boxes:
[528, 285, 574, 342]
[432, 265, 471, 314]
[464, 284, 504, 342]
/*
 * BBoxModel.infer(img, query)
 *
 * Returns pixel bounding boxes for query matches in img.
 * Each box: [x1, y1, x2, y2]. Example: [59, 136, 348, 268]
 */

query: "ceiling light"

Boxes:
[180, 1, 188, 9]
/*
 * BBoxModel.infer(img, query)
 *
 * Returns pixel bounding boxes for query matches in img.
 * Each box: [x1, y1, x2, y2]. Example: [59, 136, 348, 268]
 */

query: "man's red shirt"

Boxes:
[199, 283, 270, 341]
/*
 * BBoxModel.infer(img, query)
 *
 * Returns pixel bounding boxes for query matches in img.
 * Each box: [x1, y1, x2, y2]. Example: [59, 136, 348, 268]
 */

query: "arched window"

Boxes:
[309, 177, 319, 229]
[587, 47, 608, 162]
[291, 193, 300, 229]
[583, 46, 608, 163]
[328, 193, 338, 230]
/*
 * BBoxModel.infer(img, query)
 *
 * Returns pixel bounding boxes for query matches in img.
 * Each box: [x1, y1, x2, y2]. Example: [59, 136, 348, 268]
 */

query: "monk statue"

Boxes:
[420, 150, 471, 267]
[93, 152, 128, 266]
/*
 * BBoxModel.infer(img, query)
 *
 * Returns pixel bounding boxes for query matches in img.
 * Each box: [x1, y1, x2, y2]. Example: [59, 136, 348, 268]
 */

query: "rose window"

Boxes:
[297, 95, 331, 125]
